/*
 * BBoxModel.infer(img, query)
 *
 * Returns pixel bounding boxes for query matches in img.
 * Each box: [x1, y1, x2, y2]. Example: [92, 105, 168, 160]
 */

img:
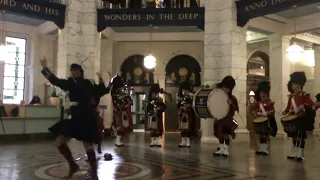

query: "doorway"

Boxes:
[131, 92, 147, 131]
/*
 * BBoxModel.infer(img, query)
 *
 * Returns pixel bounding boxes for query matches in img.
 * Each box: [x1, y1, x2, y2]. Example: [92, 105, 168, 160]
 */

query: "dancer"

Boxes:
[252, 81, 275, 155]
[213, 76, 239, 157]
[177, 80, 195, 148]
[40, 57, 104, 179]
[110, 75, 133, 147]
[282, 71, 316, 161]
[147, 84, 166, 147]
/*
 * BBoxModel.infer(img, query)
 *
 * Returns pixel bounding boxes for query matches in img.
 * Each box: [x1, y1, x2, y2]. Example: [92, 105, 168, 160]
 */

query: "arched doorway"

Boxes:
[246, 51, 270, 143]
[120, 55, 155, 131]
[165, 55, 201, 132]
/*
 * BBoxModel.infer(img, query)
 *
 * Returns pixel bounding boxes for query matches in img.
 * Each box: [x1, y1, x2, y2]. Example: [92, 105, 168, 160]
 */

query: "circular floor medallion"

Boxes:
[34, 162, 151, 180]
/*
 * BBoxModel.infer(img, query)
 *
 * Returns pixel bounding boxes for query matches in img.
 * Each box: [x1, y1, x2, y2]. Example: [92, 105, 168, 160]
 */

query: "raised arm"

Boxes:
[40, 57, 70, 91]
[94, 73, 112, 97]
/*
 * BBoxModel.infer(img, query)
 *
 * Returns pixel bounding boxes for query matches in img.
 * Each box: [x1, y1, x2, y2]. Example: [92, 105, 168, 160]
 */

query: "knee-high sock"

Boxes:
[57, 144, 76, 166]
[86, 148, 97, 171]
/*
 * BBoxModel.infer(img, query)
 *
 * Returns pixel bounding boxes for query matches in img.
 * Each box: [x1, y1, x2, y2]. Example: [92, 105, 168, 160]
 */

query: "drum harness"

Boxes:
[291, 96, 305, 147]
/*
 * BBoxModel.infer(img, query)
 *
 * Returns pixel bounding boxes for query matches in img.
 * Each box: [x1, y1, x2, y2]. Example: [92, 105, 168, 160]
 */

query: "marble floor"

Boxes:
[0, 133, 320, 180]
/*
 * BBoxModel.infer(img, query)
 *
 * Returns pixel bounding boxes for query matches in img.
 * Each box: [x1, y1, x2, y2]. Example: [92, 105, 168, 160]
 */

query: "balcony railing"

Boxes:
[101, 0, 200, 9]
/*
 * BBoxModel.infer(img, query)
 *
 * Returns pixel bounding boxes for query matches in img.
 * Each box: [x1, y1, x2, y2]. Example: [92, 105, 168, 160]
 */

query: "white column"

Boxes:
[0, 61, 4, 101]
[57, 0, 101, 80]
[100, 39, 114, 128]
[202, 0, 248, 144]
[313, 46, 320, 136]
[269, 35, 291, 138]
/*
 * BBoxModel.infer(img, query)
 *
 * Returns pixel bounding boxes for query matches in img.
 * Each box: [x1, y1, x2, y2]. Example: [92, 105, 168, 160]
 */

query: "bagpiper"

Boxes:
[110, 74, 133, 147]
[147, 84, 166, 147]
[177, 80, 196, 148]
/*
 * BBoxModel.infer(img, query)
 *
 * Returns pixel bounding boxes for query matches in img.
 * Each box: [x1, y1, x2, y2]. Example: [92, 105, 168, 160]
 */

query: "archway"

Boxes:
[164, 55, 201, 133]
[246, 51, 270, 144]
[120, 54, 154, 86]
[120, 55, 155, 131]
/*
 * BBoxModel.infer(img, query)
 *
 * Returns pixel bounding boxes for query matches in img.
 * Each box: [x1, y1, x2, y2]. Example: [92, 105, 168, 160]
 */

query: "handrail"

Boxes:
[101, 0, 200, 9]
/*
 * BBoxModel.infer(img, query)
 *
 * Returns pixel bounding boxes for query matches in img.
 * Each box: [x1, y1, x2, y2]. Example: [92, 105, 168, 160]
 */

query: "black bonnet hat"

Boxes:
[287, 81, 294, 94]
[149, 84, 161, 93]
[290, 71, 306, 87]
[218, 76, 236, 91]
[255, 81, 271, 101]
[70, 63, 82, 71]
[111, 74, 125, 88]
[179, 80, 193, 91]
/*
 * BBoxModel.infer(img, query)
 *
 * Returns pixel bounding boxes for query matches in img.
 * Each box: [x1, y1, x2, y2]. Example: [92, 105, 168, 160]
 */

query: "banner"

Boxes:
[0, 0, 66, 29]
[236, 0, 319, 27]
[97, 7, 204, 32]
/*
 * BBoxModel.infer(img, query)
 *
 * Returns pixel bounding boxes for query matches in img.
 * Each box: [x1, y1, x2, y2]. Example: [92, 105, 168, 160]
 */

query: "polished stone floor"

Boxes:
[0, 133, 320, 180]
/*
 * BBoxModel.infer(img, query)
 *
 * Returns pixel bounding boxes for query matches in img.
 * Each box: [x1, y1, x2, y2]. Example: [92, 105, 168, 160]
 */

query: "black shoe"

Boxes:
[63, 163, 79, 179]
[115, 144, 124, 147]
[287, 156, 296, 160]
[155, 144, 161, 147]
[149, 144, 154, 147]
[97, 148, 102, 154]
[178, 145, 185, 148]
[296, 157, 304, 162]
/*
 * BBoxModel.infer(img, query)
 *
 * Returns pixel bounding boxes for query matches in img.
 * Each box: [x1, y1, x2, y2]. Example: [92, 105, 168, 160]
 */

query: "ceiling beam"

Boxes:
[284, 12, 320, 34]
[248, 17, 285, 34]
[294, 33, 320, 45]
[36, 22, 57, 34]
[0, 21, 37, 35]
[113, 32, 204, 42]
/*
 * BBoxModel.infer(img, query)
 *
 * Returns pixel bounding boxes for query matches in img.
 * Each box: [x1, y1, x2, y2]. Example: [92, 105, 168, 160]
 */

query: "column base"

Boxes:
[201, 136, 219, 144]
[313, 129, 320, 136]
[275, 131, 287, 139]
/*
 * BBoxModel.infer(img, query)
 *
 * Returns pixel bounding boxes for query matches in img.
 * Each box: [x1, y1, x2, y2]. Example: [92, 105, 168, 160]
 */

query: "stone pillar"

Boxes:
[57, 0, 101, 80]
[100, 39, 114, 128]
[268, 35, 291, 138]
[313, 46, 320, 136]
[201, 0, 248, 144]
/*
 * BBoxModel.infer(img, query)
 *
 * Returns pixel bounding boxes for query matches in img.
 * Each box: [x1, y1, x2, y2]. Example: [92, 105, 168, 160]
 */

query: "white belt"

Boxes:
[69, 102, 79, 106]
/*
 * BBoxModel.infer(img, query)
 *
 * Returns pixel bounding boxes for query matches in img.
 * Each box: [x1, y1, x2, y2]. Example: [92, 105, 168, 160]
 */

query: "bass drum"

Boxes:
[193, 88, 230, 120]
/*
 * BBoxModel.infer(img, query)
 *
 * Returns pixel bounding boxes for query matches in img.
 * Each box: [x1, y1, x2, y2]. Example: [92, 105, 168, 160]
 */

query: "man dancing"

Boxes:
[40, 57, 107, 179]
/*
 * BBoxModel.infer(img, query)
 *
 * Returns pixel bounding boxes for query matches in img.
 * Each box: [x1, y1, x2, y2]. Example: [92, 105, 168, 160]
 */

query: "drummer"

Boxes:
[213, 76, 239, 157]
[252, 81, 275, 155]
[282, 71, 315, 161]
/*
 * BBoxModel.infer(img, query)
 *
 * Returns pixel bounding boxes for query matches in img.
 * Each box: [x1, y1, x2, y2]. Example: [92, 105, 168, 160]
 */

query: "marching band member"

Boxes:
[283, 72, 315, 161]
[40, 57, 105, 179]
[213, 76, 239, 157]
[110, 75, 133, 147]
[177, 80, 195, 148]
[252, 81, 275, 155]
[147, 84, 166, 147]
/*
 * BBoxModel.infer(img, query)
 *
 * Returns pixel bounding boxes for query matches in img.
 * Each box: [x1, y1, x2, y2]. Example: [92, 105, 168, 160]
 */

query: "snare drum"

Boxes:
[281, 115, 298, 134]
[193, 88, 230, 120]
[253, 117, 269, 134]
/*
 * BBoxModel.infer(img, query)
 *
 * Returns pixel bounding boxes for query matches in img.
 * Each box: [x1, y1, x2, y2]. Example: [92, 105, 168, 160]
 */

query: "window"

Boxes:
[2, 37, 26, 104]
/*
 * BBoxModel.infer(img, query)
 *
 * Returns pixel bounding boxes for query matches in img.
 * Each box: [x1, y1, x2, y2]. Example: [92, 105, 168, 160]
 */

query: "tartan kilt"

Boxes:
[214, 119, 236, 141]
[112, 108, 133, 135]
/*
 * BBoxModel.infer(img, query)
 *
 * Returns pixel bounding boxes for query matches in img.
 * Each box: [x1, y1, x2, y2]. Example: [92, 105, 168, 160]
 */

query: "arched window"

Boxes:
[2, 37, 26, 104]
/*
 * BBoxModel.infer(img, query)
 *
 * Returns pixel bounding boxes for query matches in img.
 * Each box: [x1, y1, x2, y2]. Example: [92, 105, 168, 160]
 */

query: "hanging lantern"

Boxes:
[286, 43, 304, 62]
[144, 54, 156, 69]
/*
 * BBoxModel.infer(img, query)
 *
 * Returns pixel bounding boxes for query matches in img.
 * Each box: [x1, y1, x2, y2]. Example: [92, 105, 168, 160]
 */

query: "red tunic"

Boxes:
[214, 95, 238, 141]
[253, 99, 275, 116]
[284, 91, 315, 114]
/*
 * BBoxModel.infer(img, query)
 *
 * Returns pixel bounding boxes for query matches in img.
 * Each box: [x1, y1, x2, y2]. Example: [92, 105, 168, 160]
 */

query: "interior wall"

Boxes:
[29, 35, 57, 104]
[109, 41, 204, 81]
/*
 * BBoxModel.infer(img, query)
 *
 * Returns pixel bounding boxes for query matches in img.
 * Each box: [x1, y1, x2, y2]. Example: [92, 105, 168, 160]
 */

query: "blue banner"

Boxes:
[236, 0, 319, 26]
[0, 0, 66, 29]
[97, 7, 204, 32]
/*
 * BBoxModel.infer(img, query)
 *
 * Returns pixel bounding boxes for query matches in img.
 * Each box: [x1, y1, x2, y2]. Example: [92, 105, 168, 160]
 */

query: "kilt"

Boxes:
[113, 108, 133, 135]
[214, 119, 236, 141]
